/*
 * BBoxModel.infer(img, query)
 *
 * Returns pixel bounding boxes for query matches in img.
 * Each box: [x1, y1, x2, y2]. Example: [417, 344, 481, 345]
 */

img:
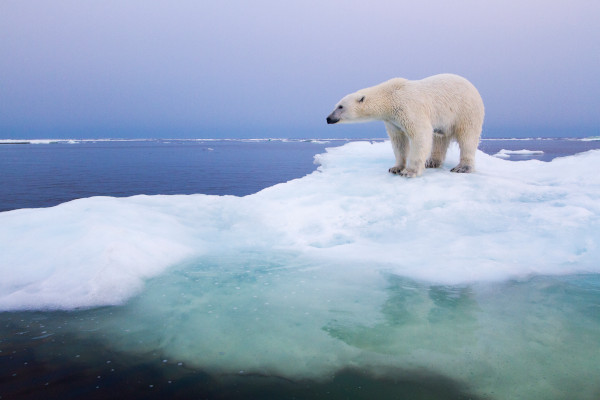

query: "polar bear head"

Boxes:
[326, 92, 372, 124]
[326, 78, 404, 125]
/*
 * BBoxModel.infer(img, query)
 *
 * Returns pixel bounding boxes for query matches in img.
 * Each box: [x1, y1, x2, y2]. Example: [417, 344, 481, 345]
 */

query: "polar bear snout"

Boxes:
[326, 114, 339, 124]
[327, 106, 343, 124]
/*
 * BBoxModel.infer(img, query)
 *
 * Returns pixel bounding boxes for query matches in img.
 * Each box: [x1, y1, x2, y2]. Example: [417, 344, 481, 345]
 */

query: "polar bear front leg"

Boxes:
[426, 133, 451, 168]
[402, 127, 433, 177]
[385, 122, 408, 174]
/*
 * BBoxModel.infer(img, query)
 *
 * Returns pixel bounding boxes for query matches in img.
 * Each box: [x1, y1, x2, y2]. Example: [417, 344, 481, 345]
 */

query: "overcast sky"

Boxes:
[1, 0, 598, 139]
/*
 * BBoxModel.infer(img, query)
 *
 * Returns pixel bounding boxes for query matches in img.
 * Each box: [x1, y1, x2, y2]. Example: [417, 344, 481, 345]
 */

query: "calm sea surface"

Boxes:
[1, 138, 599, 212]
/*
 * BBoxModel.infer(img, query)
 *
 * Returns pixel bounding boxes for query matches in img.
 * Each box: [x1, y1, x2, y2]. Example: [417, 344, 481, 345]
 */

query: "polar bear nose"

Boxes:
[326, 115, 339, 124]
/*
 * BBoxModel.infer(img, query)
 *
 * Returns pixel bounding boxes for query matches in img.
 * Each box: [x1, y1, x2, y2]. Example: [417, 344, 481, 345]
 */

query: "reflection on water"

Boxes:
[1, 274, 599, 399]
[326, 277, 479, 355]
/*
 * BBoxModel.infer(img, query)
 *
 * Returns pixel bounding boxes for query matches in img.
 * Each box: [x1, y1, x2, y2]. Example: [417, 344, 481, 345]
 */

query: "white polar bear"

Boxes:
[326, 74, 484, 177]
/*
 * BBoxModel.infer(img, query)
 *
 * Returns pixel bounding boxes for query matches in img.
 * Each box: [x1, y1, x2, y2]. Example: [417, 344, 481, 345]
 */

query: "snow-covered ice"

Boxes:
[1, 141, 599, 399]
[1, 141, 597, 310]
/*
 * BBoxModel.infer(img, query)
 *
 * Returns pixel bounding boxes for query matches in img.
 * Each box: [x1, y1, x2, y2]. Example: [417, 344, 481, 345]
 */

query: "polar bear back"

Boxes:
[391, 74, 484, 134]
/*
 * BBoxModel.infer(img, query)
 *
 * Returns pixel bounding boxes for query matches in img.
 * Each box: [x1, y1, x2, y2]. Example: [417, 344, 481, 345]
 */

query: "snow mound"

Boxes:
[1, 142, 599, 310]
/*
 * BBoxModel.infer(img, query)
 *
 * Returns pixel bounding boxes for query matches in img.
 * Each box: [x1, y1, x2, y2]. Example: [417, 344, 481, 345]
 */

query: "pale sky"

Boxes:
[1, 0, 598, 138]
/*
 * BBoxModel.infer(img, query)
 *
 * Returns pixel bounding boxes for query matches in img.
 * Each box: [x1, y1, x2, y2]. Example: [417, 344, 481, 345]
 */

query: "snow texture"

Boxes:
[1, 141, 598, 310]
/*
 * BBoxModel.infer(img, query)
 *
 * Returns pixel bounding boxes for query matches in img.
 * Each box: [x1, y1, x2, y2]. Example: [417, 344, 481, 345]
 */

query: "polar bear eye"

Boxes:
[337, 105, 343, 110]
[358, 96, 365, 103]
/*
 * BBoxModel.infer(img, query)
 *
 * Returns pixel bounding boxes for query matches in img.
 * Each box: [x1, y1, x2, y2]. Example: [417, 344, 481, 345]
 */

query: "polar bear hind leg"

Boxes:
[451, 121, 481, 173]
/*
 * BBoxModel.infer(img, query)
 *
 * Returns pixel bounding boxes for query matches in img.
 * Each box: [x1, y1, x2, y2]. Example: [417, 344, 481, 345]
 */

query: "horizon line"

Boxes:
[1, 136, 600, 144]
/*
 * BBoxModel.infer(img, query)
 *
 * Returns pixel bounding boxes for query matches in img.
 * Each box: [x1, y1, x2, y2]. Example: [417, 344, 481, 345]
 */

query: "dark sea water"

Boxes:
[0, 139, 337, 212]
[1, 137, 599, 400]
[1, 138, 599, 212]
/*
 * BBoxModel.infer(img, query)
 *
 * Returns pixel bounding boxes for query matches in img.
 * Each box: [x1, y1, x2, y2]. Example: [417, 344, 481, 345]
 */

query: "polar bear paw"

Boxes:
[451, 164, 473, 173]
[425, 158, 442, 168]
[400, 168, 419, 178]
[389, 166, 420, 177]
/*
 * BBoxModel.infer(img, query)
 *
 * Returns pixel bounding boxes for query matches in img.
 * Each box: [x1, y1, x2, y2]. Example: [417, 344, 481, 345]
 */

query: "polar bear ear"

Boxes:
[358, 95, 365, 103]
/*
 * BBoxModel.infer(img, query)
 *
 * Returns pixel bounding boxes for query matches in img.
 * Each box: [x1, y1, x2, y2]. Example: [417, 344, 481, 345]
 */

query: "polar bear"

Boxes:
[326, 74, 484, 177]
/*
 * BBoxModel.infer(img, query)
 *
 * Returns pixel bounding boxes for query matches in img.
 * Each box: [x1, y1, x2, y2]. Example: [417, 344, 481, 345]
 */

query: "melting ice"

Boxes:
[1, 141, 600, 399]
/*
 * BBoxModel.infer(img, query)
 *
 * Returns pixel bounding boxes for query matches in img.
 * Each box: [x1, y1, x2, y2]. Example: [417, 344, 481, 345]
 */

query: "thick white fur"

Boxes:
[327, 74, 484, 177]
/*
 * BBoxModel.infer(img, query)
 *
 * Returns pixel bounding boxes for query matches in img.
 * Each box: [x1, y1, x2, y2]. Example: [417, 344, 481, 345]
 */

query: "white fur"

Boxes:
[327, 74, 484, 177]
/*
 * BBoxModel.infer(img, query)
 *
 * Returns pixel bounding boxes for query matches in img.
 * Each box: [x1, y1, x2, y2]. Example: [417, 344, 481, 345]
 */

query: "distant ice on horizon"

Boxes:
[493, 148, 545, 158]
[0, 136, 599, 145]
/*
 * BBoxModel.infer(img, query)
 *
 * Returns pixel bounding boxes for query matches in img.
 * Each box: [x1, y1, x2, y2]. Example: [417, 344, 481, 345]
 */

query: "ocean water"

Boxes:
[2, 137, 599, 212]
[0, 139, 338, 212]
[1, 137, 600, 399]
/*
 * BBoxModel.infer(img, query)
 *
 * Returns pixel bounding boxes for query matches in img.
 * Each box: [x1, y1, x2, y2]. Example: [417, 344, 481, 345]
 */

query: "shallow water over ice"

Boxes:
[2, 271, 599, 399]
[1, 141, 600, 399]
